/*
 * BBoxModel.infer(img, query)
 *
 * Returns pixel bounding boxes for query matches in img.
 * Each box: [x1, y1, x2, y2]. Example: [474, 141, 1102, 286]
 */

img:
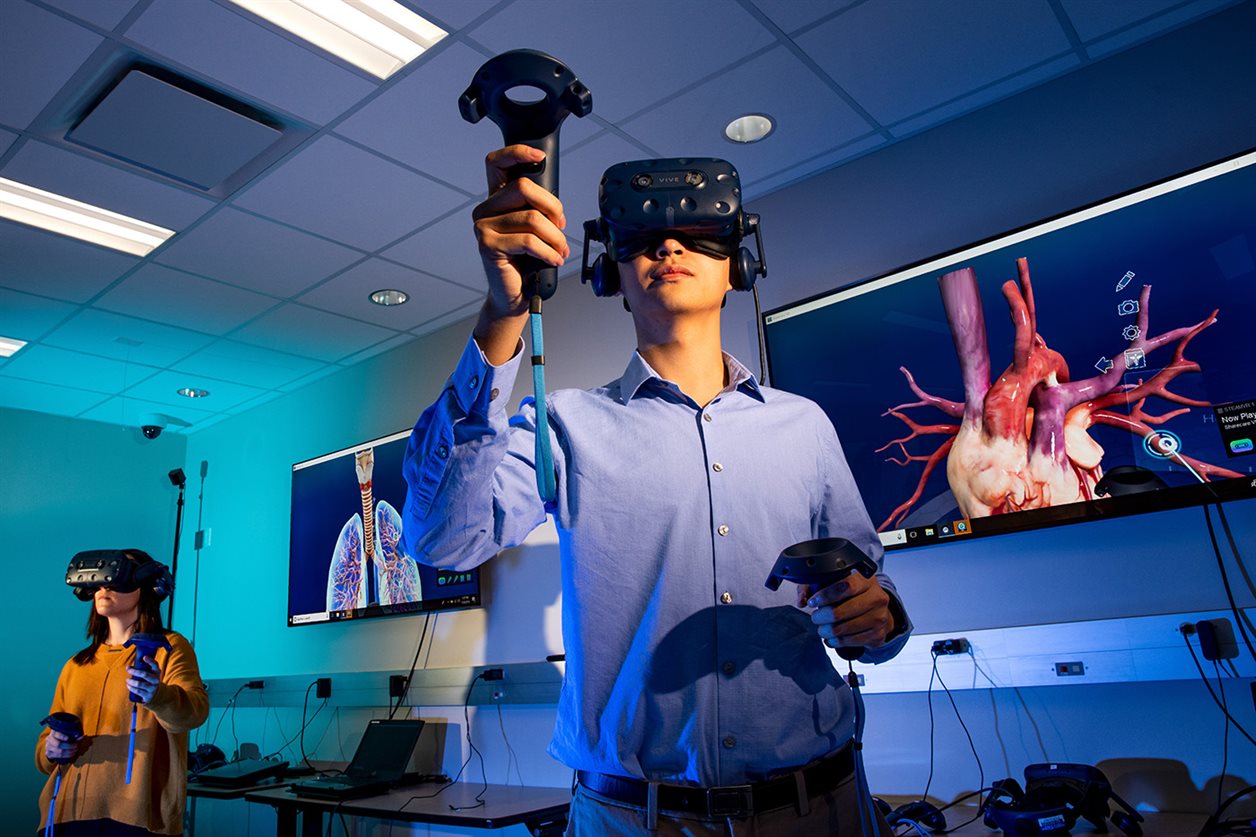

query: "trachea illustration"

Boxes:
[877, 257, 1240, 529]
[327, 448, 423, 612]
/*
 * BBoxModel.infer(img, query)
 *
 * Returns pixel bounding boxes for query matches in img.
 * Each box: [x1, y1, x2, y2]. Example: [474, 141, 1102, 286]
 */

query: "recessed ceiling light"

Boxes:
[724, 113, 775, 144]
[177, 387, 210, 399]
[369, 288, 409, 306]
[0, 336, 28, 358]
[228, 0, 448, 80]
[0, 177, 175, 257]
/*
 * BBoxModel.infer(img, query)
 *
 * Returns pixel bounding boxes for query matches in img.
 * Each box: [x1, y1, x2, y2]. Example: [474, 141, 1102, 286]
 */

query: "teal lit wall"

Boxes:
[1, 407, 187, 826]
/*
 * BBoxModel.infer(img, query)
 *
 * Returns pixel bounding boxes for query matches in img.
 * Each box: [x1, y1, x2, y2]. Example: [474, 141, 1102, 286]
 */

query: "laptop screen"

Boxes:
[346, 719, 425, 780]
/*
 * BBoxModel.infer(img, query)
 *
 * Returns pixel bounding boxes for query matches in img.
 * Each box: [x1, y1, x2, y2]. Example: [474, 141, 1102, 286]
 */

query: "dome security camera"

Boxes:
[141, 424, 164, 439]
[137, 413, 187, 440]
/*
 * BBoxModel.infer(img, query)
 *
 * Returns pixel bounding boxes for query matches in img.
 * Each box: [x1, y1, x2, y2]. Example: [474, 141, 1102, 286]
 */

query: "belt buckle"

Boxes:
[706, 784, 754, 818]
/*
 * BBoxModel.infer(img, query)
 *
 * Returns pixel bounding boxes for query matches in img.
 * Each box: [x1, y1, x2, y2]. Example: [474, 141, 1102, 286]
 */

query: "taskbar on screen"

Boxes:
[878, 471, 1256, 552]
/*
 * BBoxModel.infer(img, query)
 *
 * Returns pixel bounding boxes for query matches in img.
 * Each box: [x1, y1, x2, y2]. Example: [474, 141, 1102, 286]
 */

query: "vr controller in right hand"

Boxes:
[473, 145, 570, 316]
[42, 713, 83, 764]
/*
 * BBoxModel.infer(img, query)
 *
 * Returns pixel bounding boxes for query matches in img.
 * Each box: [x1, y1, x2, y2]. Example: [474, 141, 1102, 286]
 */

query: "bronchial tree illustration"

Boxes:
[327, 448, 423, 612]
[877, 257, 1240, 530]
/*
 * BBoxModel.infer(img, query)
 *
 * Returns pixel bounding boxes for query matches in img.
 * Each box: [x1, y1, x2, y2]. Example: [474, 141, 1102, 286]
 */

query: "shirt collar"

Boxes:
[618, 351, 764, 404]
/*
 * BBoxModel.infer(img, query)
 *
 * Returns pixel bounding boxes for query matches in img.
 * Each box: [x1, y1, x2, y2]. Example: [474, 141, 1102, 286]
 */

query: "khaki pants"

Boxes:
[564, 773, 893, 836]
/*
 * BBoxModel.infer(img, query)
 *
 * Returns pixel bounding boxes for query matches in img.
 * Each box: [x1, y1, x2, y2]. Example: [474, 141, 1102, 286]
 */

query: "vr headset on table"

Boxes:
[580, 158, 767, 297]
[65, 549, 173, 602]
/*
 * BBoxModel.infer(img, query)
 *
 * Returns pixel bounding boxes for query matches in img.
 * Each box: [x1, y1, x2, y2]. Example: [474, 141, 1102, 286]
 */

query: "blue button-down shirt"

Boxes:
[402, 337, 910, 785]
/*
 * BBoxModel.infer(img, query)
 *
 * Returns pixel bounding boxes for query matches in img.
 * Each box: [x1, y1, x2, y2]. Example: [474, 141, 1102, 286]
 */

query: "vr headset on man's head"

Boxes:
[580, 157, 767, 297]
[65, 549, 173, 602]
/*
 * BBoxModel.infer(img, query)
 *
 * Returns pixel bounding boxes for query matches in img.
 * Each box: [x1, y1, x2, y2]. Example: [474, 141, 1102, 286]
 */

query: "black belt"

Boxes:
[576, 745, 855, 819]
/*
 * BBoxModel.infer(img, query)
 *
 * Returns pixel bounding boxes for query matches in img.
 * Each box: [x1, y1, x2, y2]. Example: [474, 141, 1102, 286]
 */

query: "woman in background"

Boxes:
[37, 550, 208, 836]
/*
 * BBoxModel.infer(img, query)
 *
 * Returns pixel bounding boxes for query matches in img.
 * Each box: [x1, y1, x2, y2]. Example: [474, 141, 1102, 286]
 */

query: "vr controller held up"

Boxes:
[460, 49, 592, 301]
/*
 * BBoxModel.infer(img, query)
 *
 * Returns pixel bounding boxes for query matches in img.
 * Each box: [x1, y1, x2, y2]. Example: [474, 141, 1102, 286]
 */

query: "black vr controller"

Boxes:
[983, 763, 1144, 836]
[765, 537, 878, 661]
[65, 549, 173, 602]
[581, 157, 767, 298]
[41, 713, 83, 764]
[460, 49, 592, 301]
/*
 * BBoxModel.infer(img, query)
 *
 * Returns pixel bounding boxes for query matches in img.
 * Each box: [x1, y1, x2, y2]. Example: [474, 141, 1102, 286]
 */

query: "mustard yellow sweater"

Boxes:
[36, 632, 208, 835]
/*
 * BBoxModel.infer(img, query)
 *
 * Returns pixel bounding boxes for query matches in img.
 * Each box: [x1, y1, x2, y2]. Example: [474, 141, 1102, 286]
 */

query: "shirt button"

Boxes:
[470, 375, 479, 389]
[717, 524, 729, 537]
[436, 444, 449, 460]
[722, 661, 735, 675]
[490, 388, 500, 400]
[712, 462, 723, 472]
[722, 736, 736, 749]
[720, 591, 733, 604]
[703, 413, 713, 422]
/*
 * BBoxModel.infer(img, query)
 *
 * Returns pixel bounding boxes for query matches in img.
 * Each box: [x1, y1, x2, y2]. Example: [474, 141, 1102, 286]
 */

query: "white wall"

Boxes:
[176, 3, 1256, 833]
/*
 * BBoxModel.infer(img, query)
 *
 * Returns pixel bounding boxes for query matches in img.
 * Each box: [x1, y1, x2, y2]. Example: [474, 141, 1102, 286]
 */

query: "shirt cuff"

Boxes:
[452, 335, 524, 416]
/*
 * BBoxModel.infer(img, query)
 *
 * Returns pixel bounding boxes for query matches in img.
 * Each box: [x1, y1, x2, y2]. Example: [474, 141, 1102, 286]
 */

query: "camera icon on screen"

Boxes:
[1118, 299, 1140, 316]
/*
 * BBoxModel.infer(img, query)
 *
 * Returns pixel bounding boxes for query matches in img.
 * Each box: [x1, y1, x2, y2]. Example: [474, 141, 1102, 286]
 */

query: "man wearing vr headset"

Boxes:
[403, 145, 909, 835]
[36, 550, 207, 836]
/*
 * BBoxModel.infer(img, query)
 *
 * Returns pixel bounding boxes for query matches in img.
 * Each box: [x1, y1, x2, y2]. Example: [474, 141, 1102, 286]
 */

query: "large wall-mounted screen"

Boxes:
[288, 430, 480, 625]
[766, 149, 1256, 551]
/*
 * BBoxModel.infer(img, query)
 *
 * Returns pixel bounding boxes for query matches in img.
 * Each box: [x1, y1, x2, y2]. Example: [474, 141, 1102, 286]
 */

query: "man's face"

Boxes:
[617, 236, 732, 318]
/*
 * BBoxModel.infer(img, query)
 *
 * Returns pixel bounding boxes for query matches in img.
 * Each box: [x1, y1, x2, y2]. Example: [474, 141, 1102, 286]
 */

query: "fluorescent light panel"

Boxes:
[0, 336, 28, 358]
[0, 177, 174, 257]
[229, 0, 447, 79]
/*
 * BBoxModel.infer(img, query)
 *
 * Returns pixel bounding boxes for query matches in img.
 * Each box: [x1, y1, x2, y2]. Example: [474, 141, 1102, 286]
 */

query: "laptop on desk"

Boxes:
[290, 719, 426, 800]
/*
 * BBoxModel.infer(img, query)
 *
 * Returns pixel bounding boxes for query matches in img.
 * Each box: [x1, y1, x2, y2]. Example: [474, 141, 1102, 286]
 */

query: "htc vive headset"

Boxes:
[982, 763, 1143, 836]
[580, 158, 767, 297]
[65, 549, 174, 603]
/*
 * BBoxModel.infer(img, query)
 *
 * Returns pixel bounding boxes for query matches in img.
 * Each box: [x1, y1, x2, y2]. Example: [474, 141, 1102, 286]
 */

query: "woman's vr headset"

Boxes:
[580, 157, 767, 297]
[65, 550, 173, 602]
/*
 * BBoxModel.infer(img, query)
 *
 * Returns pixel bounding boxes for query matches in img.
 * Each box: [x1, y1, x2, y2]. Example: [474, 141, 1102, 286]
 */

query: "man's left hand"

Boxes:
[126, 655, 161, 704]
[803, 574, 896, 651]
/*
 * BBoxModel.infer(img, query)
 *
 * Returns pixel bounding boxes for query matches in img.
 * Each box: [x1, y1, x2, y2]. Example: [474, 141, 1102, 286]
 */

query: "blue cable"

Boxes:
[529, 300, 556, 504]
[126, 704, 137, 784]
[45, 768, 61, 837]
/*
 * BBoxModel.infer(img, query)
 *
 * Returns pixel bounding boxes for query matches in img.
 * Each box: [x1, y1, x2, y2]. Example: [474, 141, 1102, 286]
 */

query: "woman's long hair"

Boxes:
[72, 550, 168, 666]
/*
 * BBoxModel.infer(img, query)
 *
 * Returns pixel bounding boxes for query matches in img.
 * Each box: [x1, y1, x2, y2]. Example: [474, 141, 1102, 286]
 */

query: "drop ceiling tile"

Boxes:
[0, 2, 103, 129]
[0, 344, 160, 394]
[123, 0, 377, 124]
[43, 308, 215, 367]
[889, 53, 1081, 137]
[623, 46, 873, 185]
[124, 368, 266, 411]
[743, 133, 885, 199]
[381, 208, 485, 286]
[298, 258, 480, 330]
[224, 388, 285, 415]
[1083, 0, 1237, 57]
[0, 219, 139, 302]
[336, 333, 415, 367]
[78, 393, 217, 429]
[410, 0, 501, 30]
[0, 128, 18, 157]
[410, 298, 480, 338]
[1060, 0, 1190, 41]
[235, 135, 467, 251]
[0, 375, 108, 417]
[468, 0, 776, 122]
[749, 0, 858, 33]
[0, 288, 77, 340]
[94, 263, 279, 334]
[155, 207, 363, 296]
[172, 339, 323, 390]
[795, 0, 1071, 125]
[230, 303, 401, 362]
[337, 42, 600, 197]
[39, 0, 142, 31]
[3, 140, 216, 229]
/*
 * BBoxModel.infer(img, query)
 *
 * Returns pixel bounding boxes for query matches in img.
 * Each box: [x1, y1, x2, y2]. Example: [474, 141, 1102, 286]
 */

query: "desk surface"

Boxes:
[922, 807, 1206, 836]
[246, 782, 571, 829]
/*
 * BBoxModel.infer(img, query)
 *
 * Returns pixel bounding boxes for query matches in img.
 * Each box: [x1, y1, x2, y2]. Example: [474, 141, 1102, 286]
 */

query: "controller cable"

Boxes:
[529, 295, 556, 504]
[45, 765, 65, 837]
[845, 658, 880, 837]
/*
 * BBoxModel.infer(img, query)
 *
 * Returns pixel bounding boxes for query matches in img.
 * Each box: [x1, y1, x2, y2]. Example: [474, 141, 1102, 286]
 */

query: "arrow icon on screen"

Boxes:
[1095, 357, 1114, 373]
